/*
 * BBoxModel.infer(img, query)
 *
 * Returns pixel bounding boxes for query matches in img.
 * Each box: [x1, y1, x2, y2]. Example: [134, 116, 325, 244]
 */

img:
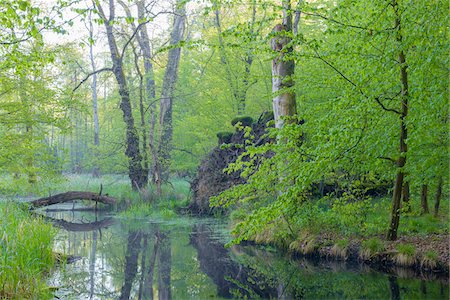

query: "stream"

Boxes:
[43, 204, 448, 299]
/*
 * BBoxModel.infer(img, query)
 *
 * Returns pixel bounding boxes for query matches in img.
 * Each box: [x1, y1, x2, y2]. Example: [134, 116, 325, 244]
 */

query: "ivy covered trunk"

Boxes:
[95, 0, 147, 190]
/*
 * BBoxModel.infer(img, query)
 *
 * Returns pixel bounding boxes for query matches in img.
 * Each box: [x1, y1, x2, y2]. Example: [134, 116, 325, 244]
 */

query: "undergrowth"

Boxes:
[0, 202, 56, 299]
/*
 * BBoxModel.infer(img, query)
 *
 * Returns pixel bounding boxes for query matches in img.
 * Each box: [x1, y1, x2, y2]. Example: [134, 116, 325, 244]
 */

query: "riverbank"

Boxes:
[0, 202, 57, 299]
[239, 220, 449, 277]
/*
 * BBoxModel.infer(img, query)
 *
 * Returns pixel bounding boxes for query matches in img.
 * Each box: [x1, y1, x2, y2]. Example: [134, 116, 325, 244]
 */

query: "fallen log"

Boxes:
[30, 191, 116, 208]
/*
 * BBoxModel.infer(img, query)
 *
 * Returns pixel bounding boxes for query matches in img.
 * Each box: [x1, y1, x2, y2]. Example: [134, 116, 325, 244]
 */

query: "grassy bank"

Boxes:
[0, 202, 56, 299]
[230, 195, 449, 273]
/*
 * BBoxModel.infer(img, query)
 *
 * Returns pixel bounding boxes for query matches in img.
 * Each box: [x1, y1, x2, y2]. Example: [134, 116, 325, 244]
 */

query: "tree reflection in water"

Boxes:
[46, 210, 449, 299]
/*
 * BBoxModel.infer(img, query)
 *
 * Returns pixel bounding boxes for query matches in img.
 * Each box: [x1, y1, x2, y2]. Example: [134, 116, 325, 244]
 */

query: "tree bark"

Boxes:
[387, 0, 408, 241]
[271, 0, 297, 129]
[157, 0, 186, 184]
[30, 191, 116, 208]
[421, 184, 429, 214]
[434, 177, 442, 217]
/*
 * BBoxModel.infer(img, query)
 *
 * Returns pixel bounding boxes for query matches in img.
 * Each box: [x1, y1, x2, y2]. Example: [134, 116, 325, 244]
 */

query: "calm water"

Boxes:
[44, 206, 448, 299]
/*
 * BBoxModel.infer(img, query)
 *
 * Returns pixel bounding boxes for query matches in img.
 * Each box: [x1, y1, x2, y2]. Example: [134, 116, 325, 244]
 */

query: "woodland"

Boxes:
[0, 0, 448, 298]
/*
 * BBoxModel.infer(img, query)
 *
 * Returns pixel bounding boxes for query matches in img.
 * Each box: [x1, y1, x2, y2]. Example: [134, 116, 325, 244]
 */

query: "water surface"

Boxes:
[45, 206, 448, 299]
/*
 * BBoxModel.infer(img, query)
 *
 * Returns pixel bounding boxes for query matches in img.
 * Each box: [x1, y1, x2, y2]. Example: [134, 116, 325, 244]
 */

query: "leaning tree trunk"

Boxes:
[94, 0, 147, 189]
[271, 0, 297, 129]
[157, 0, 186, 186]
[387, 0, 409, 241]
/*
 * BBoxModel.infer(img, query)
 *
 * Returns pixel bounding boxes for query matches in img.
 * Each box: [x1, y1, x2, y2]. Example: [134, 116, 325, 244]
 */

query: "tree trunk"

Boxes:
[421, 184, 429, 214]
[94, 0, 147, 189]
[401, 181, 410, 212]
[157, 0, 186, 184]
[88, 11, 100, 177]
[136, 0, 159, 190]
[434, 177, 442, 217]
[386, 0, 408, 241]
[30, 191, 116, 208]
[271, 0, 297, 129]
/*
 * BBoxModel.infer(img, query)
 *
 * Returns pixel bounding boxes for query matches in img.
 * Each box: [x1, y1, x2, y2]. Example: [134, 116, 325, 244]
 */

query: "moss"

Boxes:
[360, 237, 385, 260]
[394, 243, 417, 267]
[231, 116, 253, 127]
[216, 131, 233, 144]
[331, 239, 350, 260]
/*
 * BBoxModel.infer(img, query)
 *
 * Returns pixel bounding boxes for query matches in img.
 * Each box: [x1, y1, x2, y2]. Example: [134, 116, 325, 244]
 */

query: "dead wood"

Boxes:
[30, 191, 116, 208]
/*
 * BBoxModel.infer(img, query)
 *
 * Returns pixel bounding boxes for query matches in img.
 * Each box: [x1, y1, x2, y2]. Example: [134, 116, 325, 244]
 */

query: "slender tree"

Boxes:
[157, 0, 186, 186]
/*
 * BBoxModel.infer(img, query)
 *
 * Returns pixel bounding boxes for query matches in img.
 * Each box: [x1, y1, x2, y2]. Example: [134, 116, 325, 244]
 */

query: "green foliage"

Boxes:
[0, 202, 56, 298]
[209, 0, 448, 245]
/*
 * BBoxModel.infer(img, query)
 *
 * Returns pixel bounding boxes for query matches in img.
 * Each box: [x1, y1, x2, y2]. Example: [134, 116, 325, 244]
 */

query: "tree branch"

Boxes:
[313, 49, 401, 115]
[73, 67, 113, 91]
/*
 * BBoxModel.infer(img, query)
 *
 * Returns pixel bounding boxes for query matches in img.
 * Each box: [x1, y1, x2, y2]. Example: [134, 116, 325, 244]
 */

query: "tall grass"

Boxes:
[0, 202, 56, 299]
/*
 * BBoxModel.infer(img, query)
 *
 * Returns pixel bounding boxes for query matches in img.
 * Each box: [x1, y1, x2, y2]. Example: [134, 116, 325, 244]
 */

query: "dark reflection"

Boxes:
[157, 232, 172, 300]
[389, 276, 400, 300]
[120, 231, 142, 300]
[190, 224, 277, 298]
[36, 212, 115, 232]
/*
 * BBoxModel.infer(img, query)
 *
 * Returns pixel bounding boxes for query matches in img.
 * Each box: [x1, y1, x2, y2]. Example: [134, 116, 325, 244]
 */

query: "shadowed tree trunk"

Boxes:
[421, 184, 429, 214]
[434, 177, 442, 217]
[401, 181, 410, 212]
[93, 0, 147, 190]
[157, 0, 186, 187]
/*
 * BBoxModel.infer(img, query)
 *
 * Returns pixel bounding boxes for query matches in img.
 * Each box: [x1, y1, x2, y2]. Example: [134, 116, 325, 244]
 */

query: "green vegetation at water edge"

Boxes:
[0, 202, 57, 299]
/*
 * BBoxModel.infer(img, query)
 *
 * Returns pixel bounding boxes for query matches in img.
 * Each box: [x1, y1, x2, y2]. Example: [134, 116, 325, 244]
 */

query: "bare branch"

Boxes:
[73, 67, 113, 91]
